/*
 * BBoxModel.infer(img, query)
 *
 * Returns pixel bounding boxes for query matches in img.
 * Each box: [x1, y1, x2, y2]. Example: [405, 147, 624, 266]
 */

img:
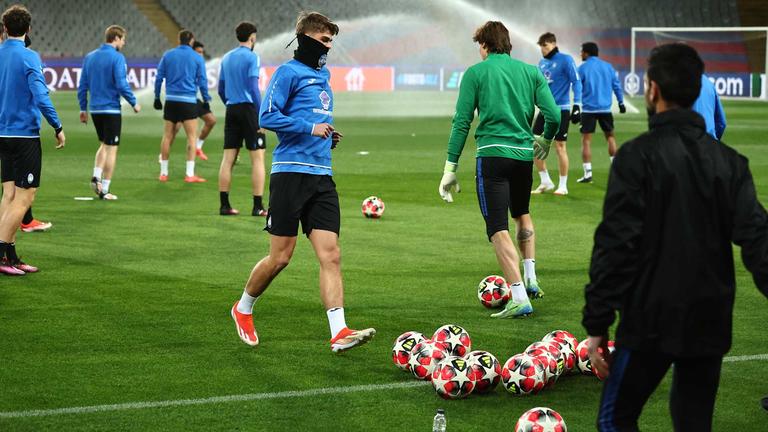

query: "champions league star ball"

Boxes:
[501, 354, 547, 396]
[542, 330, 579, 353]
[515, 407, 568, 432]
[466, 350, 502, 394]
[392, 331, 426, 371]
[576, 339, 615, 377]
[431, 356, 475, 400]
[408, 340, 449, 380]
[432, 324, 472, 357]
[477, 275, 512, 308]
[526, 341, 565, 382]
[361, 196, 385, 218]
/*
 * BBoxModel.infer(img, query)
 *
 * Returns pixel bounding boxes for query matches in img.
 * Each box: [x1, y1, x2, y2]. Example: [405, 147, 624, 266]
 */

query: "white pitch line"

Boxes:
[1, 353, 766, 420]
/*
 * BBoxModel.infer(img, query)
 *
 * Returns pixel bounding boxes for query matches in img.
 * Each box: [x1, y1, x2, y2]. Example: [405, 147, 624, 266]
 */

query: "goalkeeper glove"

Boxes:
[438, 161, 460, 203]
[533, 135, 553, 160]
[153, 98, 163, 110]
[619, 103, 626, 114]
[570, 104, 581, 124]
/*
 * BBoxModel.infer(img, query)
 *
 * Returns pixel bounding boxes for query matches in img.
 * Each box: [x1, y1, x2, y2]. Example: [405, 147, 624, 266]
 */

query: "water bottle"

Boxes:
[432, 408, 446, 432]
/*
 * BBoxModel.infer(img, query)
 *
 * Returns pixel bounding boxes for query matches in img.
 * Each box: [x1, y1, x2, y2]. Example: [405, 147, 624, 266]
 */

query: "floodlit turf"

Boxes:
[1, 93, 767, 431]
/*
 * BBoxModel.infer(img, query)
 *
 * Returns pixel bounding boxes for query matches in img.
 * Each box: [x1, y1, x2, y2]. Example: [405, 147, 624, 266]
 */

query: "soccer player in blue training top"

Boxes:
[531, 32, 582, 196]
[217, 22, 267, 217]
[154, 29, 210, 183]
[230, 11, 375, 352]
[0, 4, 65, 275]
[692, 73, 726, 141]
[576, 42, 625, 184]
[78, 25, 141, 200]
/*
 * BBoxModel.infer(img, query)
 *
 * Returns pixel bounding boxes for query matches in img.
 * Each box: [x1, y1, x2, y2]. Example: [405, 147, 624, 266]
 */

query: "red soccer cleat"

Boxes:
[330, 327, 376, 353]
[20, 219, 52, 232]
[0, 258, 25, 276]
[158, 174, 168, 182]
[231, 301, 259, 346]
[12, 259, 38, 273]
[196, 148, 208, 161]
[184, 175, 207, 183]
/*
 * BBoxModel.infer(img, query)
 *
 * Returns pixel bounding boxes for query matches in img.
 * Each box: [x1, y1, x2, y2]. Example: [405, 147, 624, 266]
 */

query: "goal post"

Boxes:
[629, 27, 768, 101]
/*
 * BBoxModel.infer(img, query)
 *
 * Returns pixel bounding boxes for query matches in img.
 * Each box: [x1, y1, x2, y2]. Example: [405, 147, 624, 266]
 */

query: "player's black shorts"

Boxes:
[224, 103, 266, 151]
[265, 172, 340, 237]
[196, 99, 211, 117]
[163, 101, 198, 123]
[91, 113, 122, 145]
[0, 137, 42, 188]
[533, 109, 571, 141]
[475, 157, 532, 240]
[580, 112, 615, 134]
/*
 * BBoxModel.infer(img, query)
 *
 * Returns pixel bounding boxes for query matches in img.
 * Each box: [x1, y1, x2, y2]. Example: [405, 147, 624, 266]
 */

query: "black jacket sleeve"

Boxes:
[731, 156, 768, 298]
[583, 142, 647, 336]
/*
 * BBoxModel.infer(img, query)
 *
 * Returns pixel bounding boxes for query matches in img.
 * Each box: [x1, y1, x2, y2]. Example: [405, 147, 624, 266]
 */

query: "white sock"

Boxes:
[538, 170, 553, 186]
[509, 282, 528, 303]
[610, 156, 614, 163]
[196, 139, 204, 150]
[160, 160, 169, 176]
[101, 179, 111, 193]
[186, 161, 195, 177]
[583, 162, 592, 177]
[559, 175, 568, 189]
[236, 290, 259, 315]
[93, 167, 103, 179]
[327, 307, 347, 338]
[523, 259, 536, 282]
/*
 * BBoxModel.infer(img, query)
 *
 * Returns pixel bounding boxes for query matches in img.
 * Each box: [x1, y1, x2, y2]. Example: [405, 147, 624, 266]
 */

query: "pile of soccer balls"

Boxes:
[361, 196, 385, 218]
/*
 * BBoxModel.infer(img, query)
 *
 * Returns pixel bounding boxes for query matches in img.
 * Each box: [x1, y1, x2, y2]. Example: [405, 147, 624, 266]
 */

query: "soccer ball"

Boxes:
[432, 356, 475, 400]
[501, 354, 547, 395]
[514, 407, 568, 432]
[526, 342, 565, 380]
[408, 340, 449, 380]
[432, 324, 472, 357]
[576, 339, 615, 377]
[477, 275, 511, 308]
[361, 196, 385, 218]
[392, 331, 426, 371]
[542, 330, 579, 353]
[466, 350, 502, 394]
[539, 338, 577, 374]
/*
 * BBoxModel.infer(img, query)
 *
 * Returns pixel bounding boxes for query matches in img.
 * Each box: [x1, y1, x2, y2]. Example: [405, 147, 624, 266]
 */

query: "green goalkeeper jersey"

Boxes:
[447, 53, 560, 164]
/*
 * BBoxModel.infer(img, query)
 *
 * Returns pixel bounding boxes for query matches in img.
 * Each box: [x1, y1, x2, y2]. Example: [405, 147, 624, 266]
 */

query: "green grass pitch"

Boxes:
[1, 93, 766, 431]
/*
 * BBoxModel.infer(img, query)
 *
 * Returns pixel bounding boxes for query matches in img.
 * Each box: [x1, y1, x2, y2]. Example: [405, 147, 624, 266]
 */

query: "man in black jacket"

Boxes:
[582, 43, 768, 431]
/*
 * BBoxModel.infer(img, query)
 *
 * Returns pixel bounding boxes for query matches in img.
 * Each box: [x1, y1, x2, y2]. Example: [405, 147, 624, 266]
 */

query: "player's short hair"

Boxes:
[582, 42, 598, 57]
[192, 40, 204, 49]
[235, 21, 257, 42]
[295, 11, 338, 36]
[647, 43, 703, 108]
[472, 21, 512, 55]
[105, 25, 126, 43]
[537, 32, 556, 46]
[178, 29, 194, 46]
[2, 4, 31, 37]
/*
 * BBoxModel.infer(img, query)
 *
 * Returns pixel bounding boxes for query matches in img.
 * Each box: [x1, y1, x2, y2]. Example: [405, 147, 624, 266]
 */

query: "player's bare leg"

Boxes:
[181, 118, 205, 182]
[91, 142, 106, 194]
[99, 145, 119, 200]
[489, 230, 533, 318]
[606, 131, 617, 161]
[532, 158, 555, 194]
[158, 120, 177, 181]
[553, 140, 569, 195]
[218, 148, 239, 215]
[196, 113, 216, 160]
[515, 214, 542, 298]
[249, 148, 266, 216]
[578, 133, 593, 183]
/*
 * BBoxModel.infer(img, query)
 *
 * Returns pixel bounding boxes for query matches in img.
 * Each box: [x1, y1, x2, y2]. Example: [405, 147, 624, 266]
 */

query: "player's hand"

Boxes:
[79, 111, 88, 124]
[312, 123, 334, 138]
[258, 128, 266, 134]
[202, 101, 210, 111]
[133, 104, 142, 114]
[533, 135, 553, 160]
[54, 127, 66, 149]
[570, 104, 581, 124]
[587, 334, 612, 379]
[619, 103, 626, 114]
[153, 98, 163, 110]
[331, 130, 343, 149]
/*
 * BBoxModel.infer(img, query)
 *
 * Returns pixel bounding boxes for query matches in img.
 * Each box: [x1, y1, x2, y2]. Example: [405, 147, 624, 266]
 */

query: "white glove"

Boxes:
[439, 162, 460, 203]
[533, 135, 553, 160]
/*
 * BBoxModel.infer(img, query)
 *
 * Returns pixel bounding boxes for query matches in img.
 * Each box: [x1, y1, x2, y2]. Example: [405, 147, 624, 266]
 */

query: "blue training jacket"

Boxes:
[538, 49, 582, 110]
[692, 74, 726, 140]
[578, 56, 624, 113]
[260, 59, 333, 176]
[218, 46, 261, 107]
[154, 44, 210, 103]
[78, 44, 137, 113]
[0, 39, 61, 137]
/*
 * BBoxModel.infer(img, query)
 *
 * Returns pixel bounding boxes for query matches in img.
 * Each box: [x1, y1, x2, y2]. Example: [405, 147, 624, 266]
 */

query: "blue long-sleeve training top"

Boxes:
[154, 44, 210, 103]
[78, 44, 137, 113]
[578, 56, 624, 113]
[259, 59, 334, 176]
[538, 48, 582, 110]
[0, 39, 61, 137]
[218, 46, 261, 108]
[692, 74, 727, 140]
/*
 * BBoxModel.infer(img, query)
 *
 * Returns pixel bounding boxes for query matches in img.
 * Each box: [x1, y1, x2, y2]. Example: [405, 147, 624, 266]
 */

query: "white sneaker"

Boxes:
[100, 192, 118, 200]
[553, 187, 568, 196]
[531, 183, 555, 194]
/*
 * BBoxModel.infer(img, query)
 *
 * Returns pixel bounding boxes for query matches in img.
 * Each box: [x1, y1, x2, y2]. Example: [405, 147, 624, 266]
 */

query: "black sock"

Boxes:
[0, 241, 7, 260]
[220, 191, 231, 208]
[22, 208, 33, 225]
[253, 195, 263, 209]
[6, 243, 18, 262]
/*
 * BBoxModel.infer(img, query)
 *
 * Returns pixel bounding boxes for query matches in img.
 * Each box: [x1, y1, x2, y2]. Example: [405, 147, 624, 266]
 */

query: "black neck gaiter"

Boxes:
[293, 33, 329, 70]
[24, 34, 31, 47]
[544, 46, 559, 59]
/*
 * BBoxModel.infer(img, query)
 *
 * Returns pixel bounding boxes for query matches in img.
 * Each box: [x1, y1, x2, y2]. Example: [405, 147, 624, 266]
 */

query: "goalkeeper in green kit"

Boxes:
[439, 21, 560, 318]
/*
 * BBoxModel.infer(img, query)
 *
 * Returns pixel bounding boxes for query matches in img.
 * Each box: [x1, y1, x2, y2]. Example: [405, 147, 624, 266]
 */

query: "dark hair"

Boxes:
[178, 29, 194, 46]
[581, 42, 598, 57]
[2, 4, 31, 37]
[647, 43, 704, 108]
[235, 21, 257, 42]
[473, 21, 512, 54]
[296, 11, 338, 36]
[537, 32, 556, 46]
[105, 25, 126, 43]
[192, 40, 204, 49]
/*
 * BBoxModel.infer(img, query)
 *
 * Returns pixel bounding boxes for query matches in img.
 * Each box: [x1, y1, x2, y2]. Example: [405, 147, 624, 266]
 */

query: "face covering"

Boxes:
[294, 33, 329, 70]
[24, 34, 31, 47]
